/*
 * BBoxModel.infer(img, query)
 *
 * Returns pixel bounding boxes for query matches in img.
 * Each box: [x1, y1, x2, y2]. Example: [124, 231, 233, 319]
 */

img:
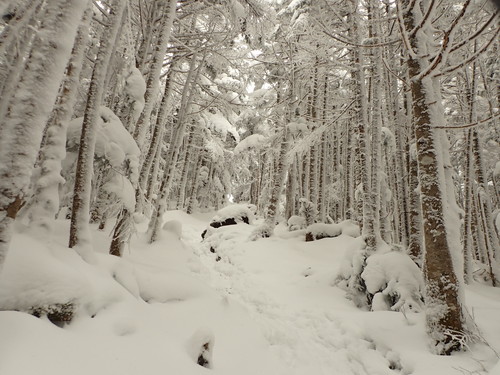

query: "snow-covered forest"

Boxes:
[0, 0, 499, 374]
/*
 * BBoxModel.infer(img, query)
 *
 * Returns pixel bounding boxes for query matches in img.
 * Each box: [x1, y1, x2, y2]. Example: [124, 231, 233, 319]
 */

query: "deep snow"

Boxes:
[0, 210, 499, 375]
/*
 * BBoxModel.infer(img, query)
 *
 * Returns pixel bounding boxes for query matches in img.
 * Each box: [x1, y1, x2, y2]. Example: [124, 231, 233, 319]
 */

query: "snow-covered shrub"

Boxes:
[287, 215, 306, 231]
[337, 243, 424, 312]
[66, 106, 140, 182]
[361, 251, 424, 312]
[64, 106, 140, 218]
[30, 302, 74, 326]
[249, 222, 273, 240]
[336, 239, 368, 308]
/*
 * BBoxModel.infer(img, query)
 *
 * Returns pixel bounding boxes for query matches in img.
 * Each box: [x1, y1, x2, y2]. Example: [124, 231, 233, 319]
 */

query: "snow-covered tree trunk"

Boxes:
[263, 126, 290, 234]
[147, 51, 203, 243]
[330, 127, 340, 221]
[407, 144, 422, 266]
[28, 7, 91, 233]
[318, 74, 329, 223]
[343, 122, 353, 220]
[301, 153, 310, 202]
[462, 131, 474, 284]
[285, 162, 296, 221]
[349, 0, 374, 251]
[471, 182, 488, 264]
[384, 45, 410, 247]
[135, 1, 162, 74]
[308, 62, 319, 219]
[69, 0, 126, 250]
[400, 0, 466, 354]
[472, 128, 499, 284]
[0, 0, 43, 124]
[186, 154, 205, 214]
[133, 0, 177, 151]
[0, 0, 87, 269]
[366, 2, 383, 250]
[136, 66, 176, 213]
[177, 123, 197, 210]
[462, 66, 479, 284]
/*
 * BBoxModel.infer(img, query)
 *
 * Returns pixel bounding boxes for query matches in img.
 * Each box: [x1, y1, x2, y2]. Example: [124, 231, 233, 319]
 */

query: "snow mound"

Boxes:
[163, 220, 182, 239]
[361, 251, 424, 312]
[306, 220, 360, 241]
[0, 244, 88, 312]
[0, 235, 131, 317]
[287, 215, 306, 231]
[212, 204, 256, 225]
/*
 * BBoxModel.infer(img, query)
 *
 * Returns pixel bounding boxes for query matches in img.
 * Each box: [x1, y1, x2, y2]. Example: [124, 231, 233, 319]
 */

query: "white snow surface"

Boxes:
[0, 211, 499, 375]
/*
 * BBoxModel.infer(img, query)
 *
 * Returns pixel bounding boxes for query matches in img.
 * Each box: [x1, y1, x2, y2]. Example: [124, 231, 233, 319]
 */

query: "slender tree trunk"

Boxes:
[69, 0, 125, 250]
[472, 128, 499, 280]
[133, 0, 177, 151]
[177, 123, 197, 210]
[136, 66, 176, 213]
[462, 131, 474, 284]
[407, 144, 423, 265]
[186, 155, 205, 214]
[263, 127, 290, 233]
[147, 52, 204, 243]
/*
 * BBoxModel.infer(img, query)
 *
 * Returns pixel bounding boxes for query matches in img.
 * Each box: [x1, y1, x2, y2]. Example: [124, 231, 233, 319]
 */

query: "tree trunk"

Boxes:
[401, 0, 466, 354]
[133, 0, 177, 151]
[69, 0, 125, 250]
[28, 7, 91, 233]
[147, 51, 203, 243]
[0, 0, 87, 269]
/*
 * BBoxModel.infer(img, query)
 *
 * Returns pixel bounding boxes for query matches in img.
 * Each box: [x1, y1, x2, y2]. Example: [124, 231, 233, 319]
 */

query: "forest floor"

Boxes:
[0, 209, 499, 375]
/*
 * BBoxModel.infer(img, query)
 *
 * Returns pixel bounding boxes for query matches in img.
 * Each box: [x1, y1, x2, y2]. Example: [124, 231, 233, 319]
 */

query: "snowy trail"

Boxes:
[179, 217, 403, 375]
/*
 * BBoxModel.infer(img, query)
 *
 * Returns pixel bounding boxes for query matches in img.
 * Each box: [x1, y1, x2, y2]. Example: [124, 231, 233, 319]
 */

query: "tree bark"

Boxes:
[400, 0, 465, 354]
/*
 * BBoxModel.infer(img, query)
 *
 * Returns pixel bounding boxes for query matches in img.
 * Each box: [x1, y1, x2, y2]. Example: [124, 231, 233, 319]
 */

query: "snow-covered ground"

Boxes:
[1, 210, 499, 375]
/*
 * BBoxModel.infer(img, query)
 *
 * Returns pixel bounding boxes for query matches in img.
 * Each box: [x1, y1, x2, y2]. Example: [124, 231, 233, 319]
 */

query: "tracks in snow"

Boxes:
[182, 222, 405, 375]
